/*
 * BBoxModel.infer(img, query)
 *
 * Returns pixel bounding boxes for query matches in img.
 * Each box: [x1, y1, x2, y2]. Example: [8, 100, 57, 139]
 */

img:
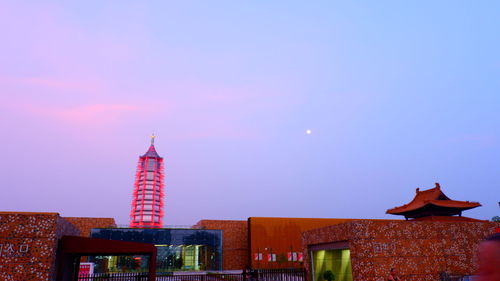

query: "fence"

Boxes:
[253, 269, 305, 281]
[78, 272, 148, 281]
[78, 269, 306, 281]
[439, 272, 478, 281]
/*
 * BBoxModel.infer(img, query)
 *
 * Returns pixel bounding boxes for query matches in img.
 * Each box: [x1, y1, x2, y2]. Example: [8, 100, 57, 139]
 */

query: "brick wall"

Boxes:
[0, 212, 80, 281]
[195, 220, 248, 270]
[302, 219, 500, 281]
[63, 217, 116, 237]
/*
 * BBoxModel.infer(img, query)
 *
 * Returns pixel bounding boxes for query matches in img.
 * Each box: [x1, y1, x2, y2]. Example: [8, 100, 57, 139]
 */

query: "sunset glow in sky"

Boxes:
[1, 1, 499, 225]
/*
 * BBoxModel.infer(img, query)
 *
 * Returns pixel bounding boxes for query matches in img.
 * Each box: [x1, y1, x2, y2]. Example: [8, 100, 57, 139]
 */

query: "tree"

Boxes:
[492, 216, 500, 222]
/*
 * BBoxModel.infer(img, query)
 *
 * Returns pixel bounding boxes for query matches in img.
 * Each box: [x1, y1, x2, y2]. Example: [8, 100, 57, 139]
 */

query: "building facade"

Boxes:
[301, 184, 498, 281]
[195, 220, 249, 270]
[248, 217, 357, 269]
[302, 219, 499, 281]
[91, 228, 223, 272]
[0, 212, 116, 281]
[130, 136, 165, 228]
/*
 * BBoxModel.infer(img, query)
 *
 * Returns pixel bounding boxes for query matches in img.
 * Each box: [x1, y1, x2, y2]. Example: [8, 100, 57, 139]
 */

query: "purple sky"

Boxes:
[1, 1, 499, 225]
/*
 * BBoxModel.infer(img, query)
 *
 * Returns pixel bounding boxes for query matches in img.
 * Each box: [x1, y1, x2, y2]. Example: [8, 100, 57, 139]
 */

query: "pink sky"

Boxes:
[1, 1, 499, 225]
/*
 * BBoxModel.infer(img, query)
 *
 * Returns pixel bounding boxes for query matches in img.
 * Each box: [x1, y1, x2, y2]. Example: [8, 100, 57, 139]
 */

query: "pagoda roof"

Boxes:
[140, 134, 162, 158]
[142, 144, 162, 158]
[386, 183, 481, 218]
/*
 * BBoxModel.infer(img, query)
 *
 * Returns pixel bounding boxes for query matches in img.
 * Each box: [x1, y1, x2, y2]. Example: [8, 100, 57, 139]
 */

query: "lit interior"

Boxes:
[312, 249, 352, 281]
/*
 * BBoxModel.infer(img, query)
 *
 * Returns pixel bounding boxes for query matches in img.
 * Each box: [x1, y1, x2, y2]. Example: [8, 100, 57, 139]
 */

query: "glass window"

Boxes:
[147, 159, 156, 170]
[90, 229, 223, 272]
[312, 249, 352, 281]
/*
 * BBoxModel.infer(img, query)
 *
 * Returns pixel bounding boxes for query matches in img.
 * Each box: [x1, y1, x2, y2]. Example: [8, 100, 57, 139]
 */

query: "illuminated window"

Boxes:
[147, 159, 156, 170]
[312, 249, 352, 281]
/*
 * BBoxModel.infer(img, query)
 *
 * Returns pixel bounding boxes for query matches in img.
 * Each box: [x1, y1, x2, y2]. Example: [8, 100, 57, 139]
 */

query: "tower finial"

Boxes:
[151, 133, 155, 145]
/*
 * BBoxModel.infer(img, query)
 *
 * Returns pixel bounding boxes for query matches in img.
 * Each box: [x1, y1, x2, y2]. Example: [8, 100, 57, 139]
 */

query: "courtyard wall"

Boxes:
[302, 219, 500, 281]
[0, 212, 79, 281]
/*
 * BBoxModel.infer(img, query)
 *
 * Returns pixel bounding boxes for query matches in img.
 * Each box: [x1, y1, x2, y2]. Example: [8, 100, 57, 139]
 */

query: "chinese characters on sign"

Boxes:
[373, 242, 394, 254]
[0, 243, 29, 257]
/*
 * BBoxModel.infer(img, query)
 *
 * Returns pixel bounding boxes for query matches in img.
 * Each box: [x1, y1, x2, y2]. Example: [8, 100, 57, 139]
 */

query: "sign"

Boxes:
[287, 252, 298, 261]
[298, 252, 303, 262]
[373, 242, 395, 254]
[267, 253, 276, 262]
[0, 243, 29, 257]
[78, 263, 94, 279]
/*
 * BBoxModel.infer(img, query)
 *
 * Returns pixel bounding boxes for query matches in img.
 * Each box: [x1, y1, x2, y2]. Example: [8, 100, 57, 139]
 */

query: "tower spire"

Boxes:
[130, 134, 165, 228]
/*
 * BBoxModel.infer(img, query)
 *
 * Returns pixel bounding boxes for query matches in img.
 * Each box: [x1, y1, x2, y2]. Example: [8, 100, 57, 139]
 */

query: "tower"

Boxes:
[130, 135, 165, 228]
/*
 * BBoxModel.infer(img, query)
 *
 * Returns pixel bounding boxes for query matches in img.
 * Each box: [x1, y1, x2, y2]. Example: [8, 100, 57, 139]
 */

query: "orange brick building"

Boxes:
[63, 217, 117, 237]
[300, 183, 499, 281]
[195, 220, 248, 271]
[248, 217, 357, 269]
[194, 218, 360, 270]
[1, 183, 496, 280]
[301, 219, 499, 281]
[0, 212, 116, 281]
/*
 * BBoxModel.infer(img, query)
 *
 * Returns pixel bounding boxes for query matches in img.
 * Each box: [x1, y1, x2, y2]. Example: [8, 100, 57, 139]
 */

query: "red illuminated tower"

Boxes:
[130, 135, 165, 228]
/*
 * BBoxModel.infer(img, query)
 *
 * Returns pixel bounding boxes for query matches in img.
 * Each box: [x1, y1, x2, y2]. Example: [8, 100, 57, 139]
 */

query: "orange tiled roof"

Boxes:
[386, 183, 481, 216]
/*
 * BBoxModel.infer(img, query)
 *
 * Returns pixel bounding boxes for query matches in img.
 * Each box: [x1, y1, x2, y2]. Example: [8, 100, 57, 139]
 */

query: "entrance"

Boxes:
[310, 243, 352, 281]
[56, 236, 157, 281]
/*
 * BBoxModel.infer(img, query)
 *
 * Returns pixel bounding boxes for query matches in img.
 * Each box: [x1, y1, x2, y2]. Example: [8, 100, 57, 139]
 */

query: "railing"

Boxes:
[78, 269, 306, 281]
[439, 273, 478, 281]
[78, 272, 149, 281]
[157, 274, 244, 281]
[253, 269, 306, 281]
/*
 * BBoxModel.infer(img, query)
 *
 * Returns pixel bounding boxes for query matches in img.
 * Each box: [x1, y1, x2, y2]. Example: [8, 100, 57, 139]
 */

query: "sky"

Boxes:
[1, 1, 499, 226]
